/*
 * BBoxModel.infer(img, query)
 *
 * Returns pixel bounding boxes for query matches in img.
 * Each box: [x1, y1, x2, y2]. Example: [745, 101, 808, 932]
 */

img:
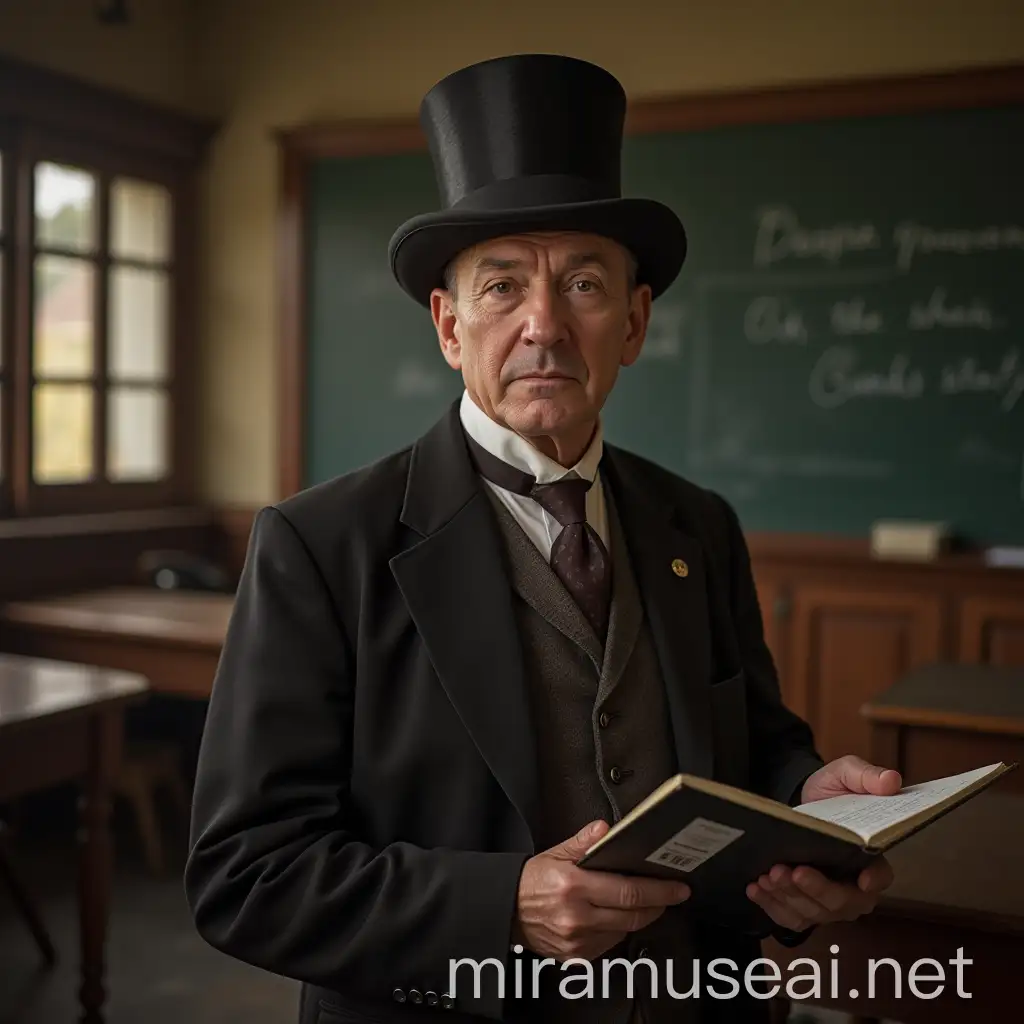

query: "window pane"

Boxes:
[109, 267, 168, 381]
[35, 163, 96, 252]
[108, 387, 168, 481]
[111, 178, 171, 263]
[34, 256, 95, 378]
[33, 383, 94, 483]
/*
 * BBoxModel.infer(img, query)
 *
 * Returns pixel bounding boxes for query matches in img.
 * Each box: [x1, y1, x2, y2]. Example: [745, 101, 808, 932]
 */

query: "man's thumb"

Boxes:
[559, 819, 609, 857]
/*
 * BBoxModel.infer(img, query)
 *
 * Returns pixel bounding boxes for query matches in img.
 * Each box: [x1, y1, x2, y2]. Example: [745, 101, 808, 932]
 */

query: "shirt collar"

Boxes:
[459, 389, 603, 485]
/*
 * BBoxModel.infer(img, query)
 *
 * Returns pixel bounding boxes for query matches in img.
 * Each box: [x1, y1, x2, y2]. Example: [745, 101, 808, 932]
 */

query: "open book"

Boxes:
[576, 762, 1015, 930]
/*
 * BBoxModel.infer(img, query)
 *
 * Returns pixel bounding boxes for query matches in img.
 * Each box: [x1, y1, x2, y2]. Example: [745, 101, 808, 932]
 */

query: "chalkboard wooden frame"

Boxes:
[273, 62, 1024, 502]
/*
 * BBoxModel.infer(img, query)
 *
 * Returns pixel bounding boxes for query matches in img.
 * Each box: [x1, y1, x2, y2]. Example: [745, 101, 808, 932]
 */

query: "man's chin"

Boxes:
[501, 397, 586, 437]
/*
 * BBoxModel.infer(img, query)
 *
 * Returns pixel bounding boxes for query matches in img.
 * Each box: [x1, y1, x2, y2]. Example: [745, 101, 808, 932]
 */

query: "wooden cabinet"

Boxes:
[788, 585, 943, 762]
[748, 536, 1024, 769]
[959, 596, 1024, 665]
[752, 571, 791, 697]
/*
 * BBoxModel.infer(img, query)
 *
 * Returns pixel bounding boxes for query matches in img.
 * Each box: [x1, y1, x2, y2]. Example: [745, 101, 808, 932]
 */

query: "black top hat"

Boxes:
[387, 54, 687, 307]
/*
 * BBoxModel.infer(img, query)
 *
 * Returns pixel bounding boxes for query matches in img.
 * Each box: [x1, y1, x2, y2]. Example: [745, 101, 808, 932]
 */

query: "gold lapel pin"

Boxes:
[671, 558, 688, 577]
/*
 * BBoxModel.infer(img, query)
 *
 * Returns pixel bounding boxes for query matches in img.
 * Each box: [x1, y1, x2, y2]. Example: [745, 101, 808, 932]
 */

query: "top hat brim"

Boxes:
[388, 196, 686, 308]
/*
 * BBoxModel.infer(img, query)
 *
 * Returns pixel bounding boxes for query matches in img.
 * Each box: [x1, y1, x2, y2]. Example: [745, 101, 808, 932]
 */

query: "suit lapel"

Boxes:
[600, 448, 714, 779]
[389, 403, 540, 847]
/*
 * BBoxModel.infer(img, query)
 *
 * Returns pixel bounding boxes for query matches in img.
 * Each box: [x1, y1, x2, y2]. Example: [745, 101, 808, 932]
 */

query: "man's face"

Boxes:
[430, 231, 651, 450]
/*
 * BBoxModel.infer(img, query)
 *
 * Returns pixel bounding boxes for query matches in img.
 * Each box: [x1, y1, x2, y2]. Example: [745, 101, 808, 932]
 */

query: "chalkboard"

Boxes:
[305, 103, 1024, 544]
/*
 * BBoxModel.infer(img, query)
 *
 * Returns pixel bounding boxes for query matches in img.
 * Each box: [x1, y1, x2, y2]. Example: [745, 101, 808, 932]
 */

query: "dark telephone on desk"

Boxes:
[138, 550, 234, 593]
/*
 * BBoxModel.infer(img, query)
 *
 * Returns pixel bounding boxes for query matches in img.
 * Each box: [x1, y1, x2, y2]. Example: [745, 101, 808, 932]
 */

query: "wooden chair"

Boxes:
[0, 819, 57, 965]
[114, 741, 191, 874]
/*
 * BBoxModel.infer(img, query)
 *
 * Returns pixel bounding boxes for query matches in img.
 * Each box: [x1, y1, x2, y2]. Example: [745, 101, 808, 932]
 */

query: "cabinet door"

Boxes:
[752, 571, 791, 701]
[959, 596, 1024, 665]
[790, 585, 943, 762]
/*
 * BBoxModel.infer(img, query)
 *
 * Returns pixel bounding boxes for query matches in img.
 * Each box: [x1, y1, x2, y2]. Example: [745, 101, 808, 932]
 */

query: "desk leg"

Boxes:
[78, 708, 122, 1024]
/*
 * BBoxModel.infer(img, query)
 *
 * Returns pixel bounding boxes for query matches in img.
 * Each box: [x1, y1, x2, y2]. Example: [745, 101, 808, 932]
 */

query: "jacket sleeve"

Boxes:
[183, 506, 528, 1018]
[718, 495, 824, 807]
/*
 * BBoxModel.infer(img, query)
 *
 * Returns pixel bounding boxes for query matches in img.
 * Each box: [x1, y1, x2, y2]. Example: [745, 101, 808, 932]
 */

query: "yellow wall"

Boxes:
[3, 1, 1024, 505]
[0, 0, 202, 113]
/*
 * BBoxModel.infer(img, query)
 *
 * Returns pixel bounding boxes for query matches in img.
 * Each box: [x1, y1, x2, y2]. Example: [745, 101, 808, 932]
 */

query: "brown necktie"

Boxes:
[464, 431, 611, 637]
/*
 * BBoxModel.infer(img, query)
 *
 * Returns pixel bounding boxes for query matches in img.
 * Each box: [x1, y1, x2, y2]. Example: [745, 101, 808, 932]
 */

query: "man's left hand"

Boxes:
[745, 755, 901, 933]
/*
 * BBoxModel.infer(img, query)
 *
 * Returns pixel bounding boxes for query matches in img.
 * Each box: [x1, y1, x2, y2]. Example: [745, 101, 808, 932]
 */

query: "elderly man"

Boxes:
[185, 54, 898, 1024]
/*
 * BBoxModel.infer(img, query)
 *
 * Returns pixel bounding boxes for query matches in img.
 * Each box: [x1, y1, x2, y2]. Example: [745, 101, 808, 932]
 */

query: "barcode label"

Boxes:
[645, 817, 744, 873]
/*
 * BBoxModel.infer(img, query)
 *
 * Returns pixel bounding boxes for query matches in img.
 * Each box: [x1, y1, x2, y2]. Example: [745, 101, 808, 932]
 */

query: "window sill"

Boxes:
[0, 505, 215, 541]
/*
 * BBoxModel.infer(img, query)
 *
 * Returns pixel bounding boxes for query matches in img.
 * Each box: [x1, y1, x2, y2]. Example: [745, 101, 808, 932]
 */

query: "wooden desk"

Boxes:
[862, 663, 1024, 793]
[0, 653, 148, 1024]
[763, 791, 1024, 1023]
[0, 588, 232, 698]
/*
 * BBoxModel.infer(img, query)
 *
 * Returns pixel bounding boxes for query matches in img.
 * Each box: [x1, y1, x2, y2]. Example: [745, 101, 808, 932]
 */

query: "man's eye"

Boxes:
[488, 281, 512, 294]
[572, 279, 598, 292]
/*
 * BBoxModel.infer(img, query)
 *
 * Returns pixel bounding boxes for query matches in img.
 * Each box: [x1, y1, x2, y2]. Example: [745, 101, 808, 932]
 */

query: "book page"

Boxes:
[791, 764, 1002, 843]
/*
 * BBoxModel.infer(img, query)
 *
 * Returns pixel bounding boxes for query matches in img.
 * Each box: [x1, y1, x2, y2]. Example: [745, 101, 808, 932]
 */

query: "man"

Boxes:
[185, 54, 898, 1024]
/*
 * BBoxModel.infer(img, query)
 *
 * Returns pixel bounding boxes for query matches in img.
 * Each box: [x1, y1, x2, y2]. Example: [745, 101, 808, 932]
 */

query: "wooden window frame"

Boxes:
[0, 54, 215, 524]
[0, 123, 14, 517]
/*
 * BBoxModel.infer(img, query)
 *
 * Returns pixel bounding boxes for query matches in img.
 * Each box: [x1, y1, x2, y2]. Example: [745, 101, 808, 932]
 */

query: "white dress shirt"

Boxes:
[459, 389, 609, 560]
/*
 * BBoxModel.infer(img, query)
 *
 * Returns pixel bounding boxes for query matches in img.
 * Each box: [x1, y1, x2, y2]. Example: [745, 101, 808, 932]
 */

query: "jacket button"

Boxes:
[610, 766, 632, 783]
[409, 988, 424, 1004]
[426, 990, 439, 1006]
[392, 987, 406, 1002]
[599, 711, 611, 728]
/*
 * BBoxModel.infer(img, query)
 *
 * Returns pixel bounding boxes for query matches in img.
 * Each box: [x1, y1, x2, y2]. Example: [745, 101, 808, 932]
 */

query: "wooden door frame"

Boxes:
[273, 62, 1024, 500]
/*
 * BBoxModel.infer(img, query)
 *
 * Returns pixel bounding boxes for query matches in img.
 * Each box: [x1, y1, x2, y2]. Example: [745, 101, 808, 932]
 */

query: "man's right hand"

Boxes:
[512, 819, 691, 962]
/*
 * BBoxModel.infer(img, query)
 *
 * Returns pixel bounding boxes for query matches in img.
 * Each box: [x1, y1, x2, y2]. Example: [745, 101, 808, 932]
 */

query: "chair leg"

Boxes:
[0, 846, 57, 966]
[124, 782, 164, 875]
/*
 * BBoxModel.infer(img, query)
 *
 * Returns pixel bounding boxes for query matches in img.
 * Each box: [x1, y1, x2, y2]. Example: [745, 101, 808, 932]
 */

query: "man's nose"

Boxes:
[520, 282, 568, 347]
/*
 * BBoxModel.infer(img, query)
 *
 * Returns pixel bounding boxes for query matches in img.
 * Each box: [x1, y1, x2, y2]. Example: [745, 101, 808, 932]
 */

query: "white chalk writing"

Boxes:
[941, 349, 1023, 412]
[753, 206, 881, 268]
[894, 222, 1024, 271]
[908, 288, 1002, 331]
[831, 298, 884, 335]
[809, 347, 925, 410]
[744, 296, 808, 344]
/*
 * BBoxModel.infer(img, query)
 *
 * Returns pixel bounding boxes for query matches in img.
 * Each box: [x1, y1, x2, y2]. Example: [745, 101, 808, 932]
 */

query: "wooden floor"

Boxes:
[0, 797, 297, 1024]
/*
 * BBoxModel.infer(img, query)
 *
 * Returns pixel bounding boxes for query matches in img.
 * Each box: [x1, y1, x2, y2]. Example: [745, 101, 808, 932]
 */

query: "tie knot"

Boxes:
[530, 477, 591, 527]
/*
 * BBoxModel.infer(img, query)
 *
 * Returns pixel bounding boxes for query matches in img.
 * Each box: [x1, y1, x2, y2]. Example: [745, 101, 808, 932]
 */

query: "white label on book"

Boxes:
[645, 816, 744, 873]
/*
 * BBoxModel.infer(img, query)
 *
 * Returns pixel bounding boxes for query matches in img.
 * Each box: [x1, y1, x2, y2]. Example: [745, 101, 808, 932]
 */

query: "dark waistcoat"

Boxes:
[486, 484, 703, 1024]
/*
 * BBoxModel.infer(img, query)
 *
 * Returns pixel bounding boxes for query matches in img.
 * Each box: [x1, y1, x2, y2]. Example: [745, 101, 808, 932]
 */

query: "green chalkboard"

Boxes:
[305, 104, 1024, 544]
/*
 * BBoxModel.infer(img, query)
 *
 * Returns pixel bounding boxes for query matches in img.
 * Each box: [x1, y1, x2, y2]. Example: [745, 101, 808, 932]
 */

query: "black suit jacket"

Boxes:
[184, 401, 824, 1024]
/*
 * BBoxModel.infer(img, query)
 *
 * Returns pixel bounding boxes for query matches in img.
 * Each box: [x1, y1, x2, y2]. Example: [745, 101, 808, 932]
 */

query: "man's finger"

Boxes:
[858, 856, 895, 894]
[579, 869, 690, 910]
[574, 903, 668, 935]
[746, 883, 808, 933]
[761, 871, 827, 922]
[838, 756, 901, 795]
[790, 866, 850, 915]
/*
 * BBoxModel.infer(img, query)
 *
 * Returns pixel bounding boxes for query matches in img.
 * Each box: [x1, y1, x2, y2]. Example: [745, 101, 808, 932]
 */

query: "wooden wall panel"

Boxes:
[960, 596, 1024, 665]
[790, 586, 943, 762]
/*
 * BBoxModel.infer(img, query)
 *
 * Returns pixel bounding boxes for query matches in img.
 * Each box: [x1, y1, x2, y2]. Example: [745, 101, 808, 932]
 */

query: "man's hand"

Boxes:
[799, 754, 902, 804]
[513, 820, 691, 961]
[746, 755, 900, 933]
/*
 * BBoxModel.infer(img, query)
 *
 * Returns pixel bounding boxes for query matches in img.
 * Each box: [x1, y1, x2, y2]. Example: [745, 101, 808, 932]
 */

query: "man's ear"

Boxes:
[620, 283, 652, 368]
[431, 288, 462, 370]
